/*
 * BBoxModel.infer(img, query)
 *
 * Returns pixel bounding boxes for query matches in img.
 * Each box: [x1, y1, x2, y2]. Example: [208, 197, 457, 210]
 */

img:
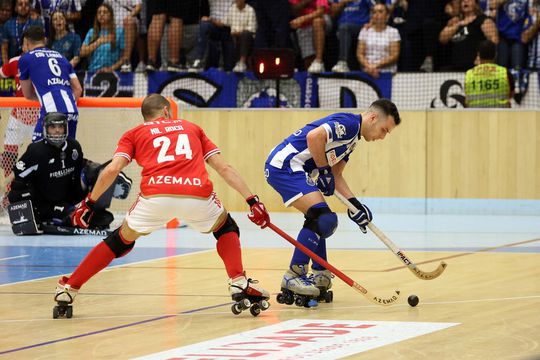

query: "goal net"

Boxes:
[0, 97, 178, 222]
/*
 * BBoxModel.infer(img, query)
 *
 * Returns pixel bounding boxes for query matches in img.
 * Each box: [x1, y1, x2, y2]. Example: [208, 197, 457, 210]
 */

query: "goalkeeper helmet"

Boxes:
[43, 112, 68, 147]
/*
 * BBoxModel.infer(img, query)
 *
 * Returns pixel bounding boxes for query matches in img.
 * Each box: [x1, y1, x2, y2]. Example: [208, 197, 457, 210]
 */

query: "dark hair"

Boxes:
[91, 3, 116, 51]
[478, 40, 496, 61]
[141, 94, 171, 120]
[22, 25, 45, 43]
[48, 11, 69, 46]
[370, 98, 401, 125]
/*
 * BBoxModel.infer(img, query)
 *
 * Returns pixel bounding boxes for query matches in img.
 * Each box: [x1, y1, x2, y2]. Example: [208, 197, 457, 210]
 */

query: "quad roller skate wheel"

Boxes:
[249, 303, 261, 317]
[259, 299, 270, 310]
[231, 303, 242, 315]
[276, 293, 285, 304]
[295, 297, 305, 307]
[53, 303, 73, 319]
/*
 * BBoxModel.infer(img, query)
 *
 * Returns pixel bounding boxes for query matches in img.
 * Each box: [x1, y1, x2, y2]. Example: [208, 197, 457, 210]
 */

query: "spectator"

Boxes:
[80, 3, 125, 73]
[494, 0, 528, 70]
[464, 39, 513, 107]
[356, 2, 400, 78]
[49, 10, 81, 68]
[30, 0, 81, 34]
[253, 0, 290, 48]
[439, 0, 498, 70]
[104, 0, 141, 72]
[176, 0, 209, 70]
[1, 0, 43, 65]
[145, 0, 183, 72]
[189, 0, 236, 72]
[289, 0, 331, 73]
[400, 0, 446, 72]
[330, 0, 374, 73]
[521, 0, 540, 70]
[224, 0, 256, 72]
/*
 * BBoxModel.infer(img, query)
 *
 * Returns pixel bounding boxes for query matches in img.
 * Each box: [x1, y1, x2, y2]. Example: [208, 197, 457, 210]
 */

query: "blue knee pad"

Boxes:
[303, 204, 338, 238]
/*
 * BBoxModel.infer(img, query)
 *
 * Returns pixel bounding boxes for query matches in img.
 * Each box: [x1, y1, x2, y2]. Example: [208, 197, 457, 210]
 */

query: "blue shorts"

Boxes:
[265, 164, 318, 207]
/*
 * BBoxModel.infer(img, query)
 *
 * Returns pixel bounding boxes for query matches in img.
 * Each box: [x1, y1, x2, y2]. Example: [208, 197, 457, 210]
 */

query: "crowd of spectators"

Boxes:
[0, 0, 537, 75]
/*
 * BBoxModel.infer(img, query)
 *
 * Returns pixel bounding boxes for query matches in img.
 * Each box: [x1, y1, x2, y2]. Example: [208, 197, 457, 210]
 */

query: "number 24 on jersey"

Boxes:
[153, 134, 193, 163]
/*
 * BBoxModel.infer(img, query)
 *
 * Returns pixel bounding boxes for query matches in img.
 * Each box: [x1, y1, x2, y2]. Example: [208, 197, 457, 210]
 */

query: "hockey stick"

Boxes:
[334, 191, 447, 280]
[267, 222, 400, 306]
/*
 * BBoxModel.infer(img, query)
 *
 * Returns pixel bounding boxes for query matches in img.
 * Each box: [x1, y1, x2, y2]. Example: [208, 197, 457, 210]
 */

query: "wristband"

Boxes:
[246, 195, 259, 206]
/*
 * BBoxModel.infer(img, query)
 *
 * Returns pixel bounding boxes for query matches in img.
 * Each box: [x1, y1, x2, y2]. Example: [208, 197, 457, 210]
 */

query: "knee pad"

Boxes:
[103, 228, 135, 258]
[303, 205, 338, 238]
[213, 213, 240, 240]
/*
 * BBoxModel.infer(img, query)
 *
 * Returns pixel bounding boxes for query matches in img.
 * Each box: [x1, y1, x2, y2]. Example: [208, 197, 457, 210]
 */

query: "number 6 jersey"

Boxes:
[114, 117, 220, 198]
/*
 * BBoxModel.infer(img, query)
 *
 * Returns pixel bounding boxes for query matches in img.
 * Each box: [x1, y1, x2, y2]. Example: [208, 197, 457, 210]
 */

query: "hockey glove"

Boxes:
[316, 166, 335, 196]
[347, 198, 373, 234]
[71, 194, 96, 229]
[246, 195, 270, 228]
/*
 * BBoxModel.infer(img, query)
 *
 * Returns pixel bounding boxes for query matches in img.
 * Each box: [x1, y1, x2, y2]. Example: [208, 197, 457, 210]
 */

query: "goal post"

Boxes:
[0, 97, 178, 217]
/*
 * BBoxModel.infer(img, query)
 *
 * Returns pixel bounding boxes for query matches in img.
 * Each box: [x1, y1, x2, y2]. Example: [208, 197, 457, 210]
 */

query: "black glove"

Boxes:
[316, 166, 335, 196]
[347, 198, 372, 233]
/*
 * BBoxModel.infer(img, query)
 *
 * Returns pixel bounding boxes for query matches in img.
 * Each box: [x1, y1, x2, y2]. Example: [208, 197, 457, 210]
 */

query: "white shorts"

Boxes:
[125, 192, 227, 234]
[296, 14, 332, 59]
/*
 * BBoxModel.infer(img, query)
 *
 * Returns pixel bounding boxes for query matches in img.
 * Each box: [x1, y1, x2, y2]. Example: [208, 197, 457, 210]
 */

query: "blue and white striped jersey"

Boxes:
[18, 47, 78, 116]
[266, 112, 362, 177]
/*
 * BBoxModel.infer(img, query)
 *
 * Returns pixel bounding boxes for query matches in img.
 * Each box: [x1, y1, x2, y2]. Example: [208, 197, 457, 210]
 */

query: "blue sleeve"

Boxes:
[323, 113, 360, 142]
[18, 54, 29, 80]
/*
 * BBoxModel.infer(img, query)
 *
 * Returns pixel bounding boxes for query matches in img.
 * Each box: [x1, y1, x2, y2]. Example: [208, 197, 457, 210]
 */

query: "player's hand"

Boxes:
[71, 194, 96, 229]
[316, 166, 335, 196]
[347, 200, 373, 234]
[246, 195, 270, 228]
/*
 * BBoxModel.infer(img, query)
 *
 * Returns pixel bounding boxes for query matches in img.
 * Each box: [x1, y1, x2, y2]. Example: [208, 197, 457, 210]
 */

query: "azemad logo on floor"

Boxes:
[133, 319, 459, 360]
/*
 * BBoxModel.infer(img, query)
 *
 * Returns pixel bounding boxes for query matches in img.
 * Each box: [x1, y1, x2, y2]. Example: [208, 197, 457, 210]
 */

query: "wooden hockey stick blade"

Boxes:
[368, 223, 447, 280]
[267, 222, 400, 306]
[334, 190, 447, 280]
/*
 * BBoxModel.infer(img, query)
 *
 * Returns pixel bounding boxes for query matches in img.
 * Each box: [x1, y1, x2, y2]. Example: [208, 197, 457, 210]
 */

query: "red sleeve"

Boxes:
[0, 59, 16, 78]
[114, 129, 136, 162]
[196, 124, 220, 160]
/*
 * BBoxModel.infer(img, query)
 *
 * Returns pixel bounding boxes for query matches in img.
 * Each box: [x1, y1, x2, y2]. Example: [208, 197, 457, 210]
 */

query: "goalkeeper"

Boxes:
[6, 112, 132, 235]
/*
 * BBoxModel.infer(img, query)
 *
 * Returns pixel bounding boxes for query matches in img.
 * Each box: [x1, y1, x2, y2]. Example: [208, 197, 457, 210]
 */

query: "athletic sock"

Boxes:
[312, 237, 327, 270]
[67, 241, 115, 289]
[290, 227, 320, 267]
[216, 231, 244, 278]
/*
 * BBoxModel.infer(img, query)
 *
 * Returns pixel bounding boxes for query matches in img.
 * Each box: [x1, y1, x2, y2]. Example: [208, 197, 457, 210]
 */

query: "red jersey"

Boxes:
[114, 117, 220, 198]
[0, 56, 22, 97]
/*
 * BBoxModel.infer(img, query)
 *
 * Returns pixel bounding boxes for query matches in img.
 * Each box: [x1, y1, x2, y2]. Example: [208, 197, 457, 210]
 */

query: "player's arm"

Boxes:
[332, 160, 354, 198]
[306, 126, 329, 167]
[206, 153, 269, 227]
[88, 156, 129, 202]
[70, 75, 82, 101]
[207, 153, 253, 199]
[20, 79, 38, 101]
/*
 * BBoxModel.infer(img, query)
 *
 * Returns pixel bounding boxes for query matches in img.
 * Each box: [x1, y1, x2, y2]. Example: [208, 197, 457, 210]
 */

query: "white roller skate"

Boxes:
[277, 264, 319, 308]
[229, 274, 270, 317]
[312, 269, 334, 303]
[53, 276, 78, 319]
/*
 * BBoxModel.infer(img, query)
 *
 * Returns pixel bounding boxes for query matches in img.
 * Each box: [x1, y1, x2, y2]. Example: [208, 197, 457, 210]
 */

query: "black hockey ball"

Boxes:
[407, 295, 419, 307]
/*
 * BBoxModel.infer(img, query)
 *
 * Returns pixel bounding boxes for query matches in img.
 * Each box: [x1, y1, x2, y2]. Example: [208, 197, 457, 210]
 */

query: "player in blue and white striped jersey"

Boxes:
[18, 25, 82, 142]
[265, 99, 401, 303]
[522, 4, 540, 70]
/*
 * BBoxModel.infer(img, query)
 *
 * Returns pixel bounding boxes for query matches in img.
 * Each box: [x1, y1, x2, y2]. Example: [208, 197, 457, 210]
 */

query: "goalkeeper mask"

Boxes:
[43, 112, 68, 148]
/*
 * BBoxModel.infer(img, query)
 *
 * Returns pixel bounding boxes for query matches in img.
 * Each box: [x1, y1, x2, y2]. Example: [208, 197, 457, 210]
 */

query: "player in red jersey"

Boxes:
[53, 94, 271, 318]
[0, 53, 39, 208]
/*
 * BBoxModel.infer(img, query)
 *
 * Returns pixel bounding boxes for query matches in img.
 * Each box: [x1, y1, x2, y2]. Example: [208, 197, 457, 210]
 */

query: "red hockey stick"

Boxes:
[267, 222, 400, 306]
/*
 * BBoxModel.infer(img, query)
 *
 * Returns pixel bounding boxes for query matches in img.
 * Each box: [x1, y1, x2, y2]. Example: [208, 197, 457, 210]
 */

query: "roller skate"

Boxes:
[229, 274, 270, 317]
[53, 276, 78, 319]
[313, 269, 334, 303]
[276, 264, 319, 308]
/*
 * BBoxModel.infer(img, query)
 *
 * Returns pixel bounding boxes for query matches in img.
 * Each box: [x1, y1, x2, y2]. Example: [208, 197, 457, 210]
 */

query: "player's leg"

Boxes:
[311, 238, 334, 302]
[180, 194, 270, 315]
[32, 113, 44, 142]
[265, 165, 337, 305]
[66, 113, 79, 139]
